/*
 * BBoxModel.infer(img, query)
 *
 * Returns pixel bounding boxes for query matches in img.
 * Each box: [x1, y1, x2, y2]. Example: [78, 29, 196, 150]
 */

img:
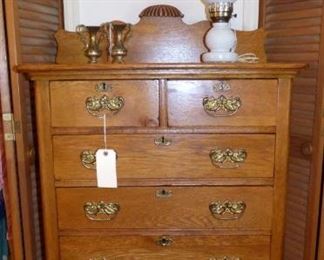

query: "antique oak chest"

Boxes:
[18, 62, 303, 259]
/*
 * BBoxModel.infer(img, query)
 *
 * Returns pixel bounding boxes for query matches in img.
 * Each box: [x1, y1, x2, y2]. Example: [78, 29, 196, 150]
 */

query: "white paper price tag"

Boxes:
[96, 149, 117, 188]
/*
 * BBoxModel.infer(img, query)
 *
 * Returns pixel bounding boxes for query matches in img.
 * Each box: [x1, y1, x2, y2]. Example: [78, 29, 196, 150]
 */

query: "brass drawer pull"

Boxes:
[209, 201, 246, 220]
[156, 189, 172, 198]
[209, 257, 241, 260]
[80, 150, 97, 169]
[154, 136, 172, 146]
[156, 236, 173, 247]
[84, 201, 120, 221]
[203, 95, 241, 117]
[209, 148, 247, 169]
[80, 150, 118, 169]
[85, 95, 124, 117]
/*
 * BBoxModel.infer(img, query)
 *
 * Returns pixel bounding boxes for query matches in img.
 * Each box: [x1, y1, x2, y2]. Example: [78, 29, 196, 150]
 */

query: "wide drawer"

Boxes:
[60, 235, 270, 259]
[57, 187, 273, 231]
[50, 80, 159, 127]
[167, 80, 277, 127]
[53, 134, 275, 182]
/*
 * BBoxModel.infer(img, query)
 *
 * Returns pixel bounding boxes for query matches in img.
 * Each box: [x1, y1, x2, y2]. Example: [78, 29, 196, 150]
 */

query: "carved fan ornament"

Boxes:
[139, 5, 184, 18]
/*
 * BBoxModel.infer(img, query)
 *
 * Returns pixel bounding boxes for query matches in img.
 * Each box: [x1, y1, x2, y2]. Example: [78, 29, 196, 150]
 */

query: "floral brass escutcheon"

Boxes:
[213, 80, 231, 92]
[203, 95, 241, 116]
[209, 148, 247, 169]
[84, 201, 120, 221]
[85, 95, 124, 117]
[209, 201, 246, 220]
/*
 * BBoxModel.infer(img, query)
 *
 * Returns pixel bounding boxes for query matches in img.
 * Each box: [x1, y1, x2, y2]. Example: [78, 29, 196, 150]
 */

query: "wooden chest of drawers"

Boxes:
[19, 63, 303, 260]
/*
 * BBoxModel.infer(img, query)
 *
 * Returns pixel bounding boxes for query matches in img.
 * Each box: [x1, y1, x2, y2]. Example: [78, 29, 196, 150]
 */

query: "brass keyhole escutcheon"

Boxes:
[96, 82, 112, 92]
[154, 136, 172, 146]
[156, 189, 172, 199]
[156, 236, 173, 247]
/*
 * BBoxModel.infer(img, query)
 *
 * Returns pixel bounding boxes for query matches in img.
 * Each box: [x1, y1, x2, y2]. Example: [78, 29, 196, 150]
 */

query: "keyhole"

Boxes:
[96, 82, 112, 92]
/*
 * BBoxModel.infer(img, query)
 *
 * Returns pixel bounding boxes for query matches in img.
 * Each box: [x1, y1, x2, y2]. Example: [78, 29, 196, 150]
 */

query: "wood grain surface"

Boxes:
[50, 80, 159, 127]
[35, 80, 59, 260]
[56, 187, 273, 232]
[60, 235, 270, 260]
[21, 60, 303, 259]
[167, 80, 278, 127]
[17, 63, 305, 81]
[53, 134, 275, 182]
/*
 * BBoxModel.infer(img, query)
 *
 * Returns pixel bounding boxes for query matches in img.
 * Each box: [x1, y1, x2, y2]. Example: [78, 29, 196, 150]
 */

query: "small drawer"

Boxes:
[57, 187, 273, 231]
[167, 80, 277, 127]
[60, 235, 270, 259]
[50, 80, 159, 127]
[53, 134, 275, 182]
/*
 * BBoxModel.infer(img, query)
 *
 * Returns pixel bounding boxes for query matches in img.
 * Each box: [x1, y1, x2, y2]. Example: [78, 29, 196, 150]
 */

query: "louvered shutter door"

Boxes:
[5, 0, 63, 259]
[264, 1, 323, 259]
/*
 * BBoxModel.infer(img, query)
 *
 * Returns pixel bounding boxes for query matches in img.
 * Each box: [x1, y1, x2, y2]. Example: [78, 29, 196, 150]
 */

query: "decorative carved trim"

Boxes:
[139, 5, 184, 18]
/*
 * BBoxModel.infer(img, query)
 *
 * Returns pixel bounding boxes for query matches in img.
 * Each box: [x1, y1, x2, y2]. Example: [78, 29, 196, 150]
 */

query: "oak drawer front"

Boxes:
[167, 80, 277, 127]
[50, 80, 159, 127]
[57, 187, 273, 231]
[60, 235, 270, 259]
[53, 134, 275, 182]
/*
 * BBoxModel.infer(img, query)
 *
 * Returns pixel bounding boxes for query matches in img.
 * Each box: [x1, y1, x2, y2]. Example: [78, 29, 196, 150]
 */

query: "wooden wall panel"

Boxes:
[4, 0, 63, 259]
[264, 1, 324, 259]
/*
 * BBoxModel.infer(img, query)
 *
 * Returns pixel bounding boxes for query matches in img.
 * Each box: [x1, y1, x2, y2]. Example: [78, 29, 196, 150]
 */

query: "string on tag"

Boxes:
[103, 113, 107, 150]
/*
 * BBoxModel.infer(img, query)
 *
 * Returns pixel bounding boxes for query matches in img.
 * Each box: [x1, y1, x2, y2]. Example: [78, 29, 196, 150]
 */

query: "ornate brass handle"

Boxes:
[154, 136, 172, 146]
[209, 148, 247, 169]
[209, 257, 241, 260]
[80, 150, 97, 169]
[84, 201, 120, 221]
[209, 201, 246, 220]
[203, 95, 241, 116]
[85, 95, 124, 117]
[156, 236, 173, 247]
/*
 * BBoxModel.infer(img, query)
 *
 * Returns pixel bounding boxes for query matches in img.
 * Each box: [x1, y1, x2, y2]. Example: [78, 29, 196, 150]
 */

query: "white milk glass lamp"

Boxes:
[202, 0, 238, 62]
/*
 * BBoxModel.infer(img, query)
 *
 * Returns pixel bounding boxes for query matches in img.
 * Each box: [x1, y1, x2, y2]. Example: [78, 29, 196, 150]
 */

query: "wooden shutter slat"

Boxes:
[267, 27, 321, 37]
[22, 54, 55, 63]
[266, 17, 321, 29]
[266, 0, 319, 7]
[20, 28, 55, 40]
[265, 53, 319, 62]
[20, 19, 59, 32]
[266, 0, 322, 12]
[18, 1, 58, 15]
[266, 35, 320, 45]
[266, 8, 322, 22]
[266, 44, 320, 53]
[20, 0, 59, 8]
[19, 10, 59, 24]
[20, 37, 56, 47]
[21, 46, 57, 55]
